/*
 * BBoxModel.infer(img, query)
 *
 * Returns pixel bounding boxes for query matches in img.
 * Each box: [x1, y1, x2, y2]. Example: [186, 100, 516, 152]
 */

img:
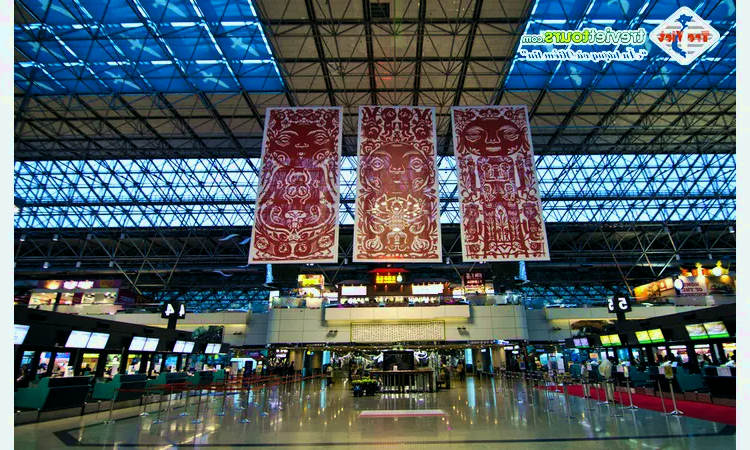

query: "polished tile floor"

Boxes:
[15, 377, 735, 448]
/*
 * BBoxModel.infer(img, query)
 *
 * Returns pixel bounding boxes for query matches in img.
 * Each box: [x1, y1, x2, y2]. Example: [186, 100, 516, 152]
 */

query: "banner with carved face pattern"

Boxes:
[354, 106, 442, 262]
[249, 107, 342, 264]
[451, 106, 550, 262]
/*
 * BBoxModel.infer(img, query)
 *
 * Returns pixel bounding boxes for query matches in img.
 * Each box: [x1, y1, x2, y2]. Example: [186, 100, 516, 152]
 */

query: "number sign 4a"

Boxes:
[161, 301, 186, 319]
[607, 296, 632, 313]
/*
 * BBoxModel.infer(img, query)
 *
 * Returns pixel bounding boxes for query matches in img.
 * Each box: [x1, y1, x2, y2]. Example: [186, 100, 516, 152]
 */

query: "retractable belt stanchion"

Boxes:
[562, 378, 574, 419]
[179, 384, 190, 416]
[153, 387, 166, 424]
[191, 385, 203, 425]
[624, 376, 638, 410]
[103, 388, 117, 424]
[656, 377, 668, 415]
[608, 379, 622, 417]
[139, 389, 150, 417]
[667, 378, 684, 416]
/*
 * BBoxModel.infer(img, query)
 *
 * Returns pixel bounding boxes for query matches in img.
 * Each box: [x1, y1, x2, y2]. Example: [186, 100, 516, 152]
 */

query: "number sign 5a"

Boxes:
[607, 296, 632, 314]
[161, 301, 186, 319]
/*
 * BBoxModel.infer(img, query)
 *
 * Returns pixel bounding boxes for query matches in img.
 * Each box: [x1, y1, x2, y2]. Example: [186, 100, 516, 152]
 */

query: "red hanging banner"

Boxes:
[354, 106, 442, 262]
[451, 106, 549, 261]
[249, 107, 342, 264]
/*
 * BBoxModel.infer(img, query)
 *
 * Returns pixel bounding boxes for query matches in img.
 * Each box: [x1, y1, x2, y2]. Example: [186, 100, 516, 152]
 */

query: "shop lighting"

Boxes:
[86, 233, 93, 241]
[76, 261, 82, 268]
[120, 233, 126, 240]
[20, 234, 26, 242]
[43, 261, 50, 269]
[53, 234, 59, 241]
[109, 261, 114, 268]
[729, 226, 735, 234]
[711, 261, 725, 277]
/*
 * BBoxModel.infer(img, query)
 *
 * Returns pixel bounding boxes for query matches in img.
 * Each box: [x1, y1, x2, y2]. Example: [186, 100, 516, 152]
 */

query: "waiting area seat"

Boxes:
[15, 376, 92, 411]
[212, 370, 225, 384]
[91, 374, 149, 402]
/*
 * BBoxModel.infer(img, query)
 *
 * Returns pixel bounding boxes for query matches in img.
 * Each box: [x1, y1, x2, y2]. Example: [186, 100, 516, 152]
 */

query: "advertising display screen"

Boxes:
[129, 336, 147, 351]
[86, 332, 110, 349]
[172, 340, 186, 353]
[66, 331, 92, 348]
[205, 343, 220, 354]
[577, 338, 589, 347]
[341, 285, 367, 296]
[608, 334, 622, 346]
[703, 321, 730, 338]
[686, 324, 709, 340]
[600, 335, 611, 346]
[635, 330, 651, 344]
[647, 328, 665, 343]
[14, 324, 30, 345]
[183, 341, 195, 353]
[143, 338, 160, 352]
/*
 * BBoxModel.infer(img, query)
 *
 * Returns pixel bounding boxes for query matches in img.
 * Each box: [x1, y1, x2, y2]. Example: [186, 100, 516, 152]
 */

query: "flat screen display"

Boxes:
[578, 338, 589, 347]
[14, 324, 30, 345]
[647, 328, 665, 343]
[341, 285, 367, 296]
[205, 343, 221, 354]
[600, 335, 611, 346]
[609, 334, 622, 346]
[635, 330, 651, 343]
[143, 338, 160, 352]
[172, 340, 186, 353]
[686, 324, 709, 340]
[66, 331, 92, 348]
[573, 338, 582, 346]
[703, 321, 730, 338]
[183, 341, 195, 353]
[129, 336, 147, 351]
[86, 333, 110, 349]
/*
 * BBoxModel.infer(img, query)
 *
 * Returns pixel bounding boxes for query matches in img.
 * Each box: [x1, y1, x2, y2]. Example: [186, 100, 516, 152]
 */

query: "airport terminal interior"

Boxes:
[12, 0, 736, 448]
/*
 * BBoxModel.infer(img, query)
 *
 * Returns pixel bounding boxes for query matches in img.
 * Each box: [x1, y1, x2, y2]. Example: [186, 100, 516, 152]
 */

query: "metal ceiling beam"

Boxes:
[361, 0, 377, 105]
[304, 0, 337, 106]
[452, 0, 483, 107]
[412, 0, 427, 105]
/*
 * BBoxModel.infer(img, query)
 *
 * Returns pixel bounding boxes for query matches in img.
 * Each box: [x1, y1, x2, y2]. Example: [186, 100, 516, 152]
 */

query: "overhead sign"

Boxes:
[607, 296, 632, 314]
[649, 7, 720, 65]
[375, 274, 401, 284]
[161, 301, 186, 320]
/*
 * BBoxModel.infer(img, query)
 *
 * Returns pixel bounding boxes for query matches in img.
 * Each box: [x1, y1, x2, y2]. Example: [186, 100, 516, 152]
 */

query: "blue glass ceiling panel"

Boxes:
[14, 154, 736, 229]
[508, 0, 735, 92]
[14, 0, 283, 94]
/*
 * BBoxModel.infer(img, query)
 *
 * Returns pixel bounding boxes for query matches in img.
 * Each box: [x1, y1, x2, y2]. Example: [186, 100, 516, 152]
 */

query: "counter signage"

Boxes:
[161, 301, 186, 319]
[375, 274, 400, 284]
[675, 276, 709, 296]
[463, 272, 485, 294]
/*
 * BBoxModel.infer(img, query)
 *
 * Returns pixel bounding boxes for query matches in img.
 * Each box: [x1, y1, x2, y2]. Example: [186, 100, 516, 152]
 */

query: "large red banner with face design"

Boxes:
[354, 106, 442, 262]
[249, 107, 342, 264]
[451, 106, 549, 262]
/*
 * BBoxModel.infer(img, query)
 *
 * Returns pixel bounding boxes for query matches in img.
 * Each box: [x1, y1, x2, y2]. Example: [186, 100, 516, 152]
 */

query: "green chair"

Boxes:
[15, 376, 92, 411]
[212, 370, 226, 384]
[674, 372, 707, 393]
[91, 374, 149, 402]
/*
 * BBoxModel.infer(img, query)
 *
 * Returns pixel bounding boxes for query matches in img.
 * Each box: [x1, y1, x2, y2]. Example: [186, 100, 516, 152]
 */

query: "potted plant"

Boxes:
[352, 378, 379, 396]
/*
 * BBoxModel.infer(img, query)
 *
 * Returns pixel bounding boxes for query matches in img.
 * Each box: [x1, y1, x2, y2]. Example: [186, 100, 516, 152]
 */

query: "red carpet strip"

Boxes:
[536, 384, 735, 426]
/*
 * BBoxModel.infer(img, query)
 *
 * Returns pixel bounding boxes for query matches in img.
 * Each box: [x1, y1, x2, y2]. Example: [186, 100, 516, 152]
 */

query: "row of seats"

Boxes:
[15, 370, 226, 412]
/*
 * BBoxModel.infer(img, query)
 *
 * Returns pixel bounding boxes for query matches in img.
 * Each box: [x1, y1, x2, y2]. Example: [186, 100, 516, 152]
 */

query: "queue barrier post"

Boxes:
[179, 385, 191, 417]
[625, 378, 638, 410]
[562, 381, 574, 419]
[656, 378, 668, 415]
[152, 387, 165, 424]
[608, 380, 622, 417]
[667, 379, 684, 416]
[103, 388, 117, 424]
[191, 385, 203, 425]
[139, 389, 150, 417]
